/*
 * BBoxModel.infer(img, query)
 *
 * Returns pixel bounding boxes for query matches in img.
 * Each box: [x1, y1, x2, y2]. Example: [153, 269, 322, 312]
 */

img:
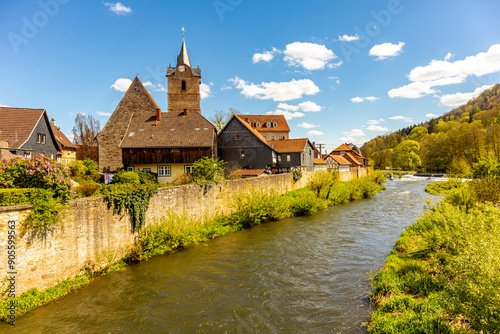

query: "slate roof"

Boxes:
[50, 122, 77, 149]
[0, 107, 46, 149]
[119, 112, 216, 148]
[329, 154, 351, 165]
[236, 115, 290, 132]
[166, 39, 201, 77]
[267, 138, 310, 153]
[225, 115, 275, 151]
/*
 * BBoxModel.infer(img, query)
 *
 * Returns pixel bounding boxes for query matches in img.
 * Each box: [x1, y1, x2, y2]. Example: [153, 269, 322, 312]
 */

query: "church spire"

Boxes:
[177, 30, 191, 68]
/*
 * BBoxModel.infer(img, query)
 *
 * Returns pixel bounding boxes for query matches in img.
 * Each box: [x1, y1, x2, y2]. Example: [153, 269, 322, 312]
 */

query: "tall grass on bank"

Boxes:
[0, 172, 385, 322]
[369, 180, 500, 333]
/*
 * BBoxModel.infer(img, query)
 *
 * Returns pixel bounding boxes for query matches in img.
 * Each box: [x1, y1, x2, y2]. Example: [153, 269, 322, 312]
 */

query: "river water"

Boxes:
[5, 178, 437, 334]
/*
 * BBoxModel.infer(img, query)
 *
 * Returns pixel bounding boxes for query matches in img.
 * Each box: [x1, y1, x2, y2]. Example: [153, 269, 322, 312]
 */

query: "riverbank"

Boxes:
[1, 172, 385, 322]
[368, 179, 500, 333]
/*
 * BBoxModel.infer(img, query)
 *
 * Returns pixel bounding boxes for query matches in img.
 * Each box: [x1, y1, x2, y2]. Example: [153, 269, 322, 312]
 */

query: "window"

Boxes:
[279, 136, 284, 140]
[51, 153, 54, 160]
[127, 166, 135, 172]
[287, 155, 290, 162]
[272, 121, 277, 128]
[25, 152, 32, 159]
[240, 150, 246, 159]
[278, 155, 282, 162]
[185, 166, 194, 174]
[235, 135, 241, 140]
[158, 165, 171, 177]
[255, 121, 260, 128]
[266, 121, 271, 128]
[143, 149, 148, 153]
[129, 149, 134, 154]
[171, 148, 180, 153]
[143, 168, 151, 172]
[37, 133, 46, 144]
[181, 80, 186, 91]
[271, 136, 275, 140]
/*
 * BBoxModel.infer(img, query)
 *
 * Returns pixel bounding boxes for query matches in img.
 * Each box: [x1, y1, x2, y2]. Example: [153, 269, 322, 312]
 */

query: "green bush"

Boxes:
[76, 180, 103, 197]
[192, 156, 226, 184]
[136, 171, 158, 184]
[82, 158, 98, 174]
[0, 188, 53, 206]
[111, 171, 141, 185]
[290, 190, 323, 216]
[291, 170, 302, 183]
[232, 189, 290, 227]
[69, 160, 87, 178]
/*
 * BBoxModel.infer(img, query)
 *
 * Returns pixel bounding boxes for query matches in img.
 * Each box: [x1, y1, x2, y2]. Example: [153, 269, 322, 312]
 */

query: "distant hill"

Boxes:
[361, 84, 500, 172]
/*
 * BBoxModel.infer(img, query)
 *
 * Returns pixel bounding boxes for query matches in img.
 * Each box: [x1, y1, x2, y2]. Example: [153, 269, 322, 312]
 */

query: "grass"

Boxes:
[368, 180, 500, 333]
[0, 172, 385, 322]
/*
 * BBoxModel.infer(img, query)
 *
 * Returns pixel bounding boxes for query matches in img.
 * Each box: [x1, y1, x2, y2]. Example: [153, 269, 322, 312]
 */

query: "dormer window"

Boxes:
[255, 121, 260, 128]
[181, 80, 186, 91]
[272, 120, 278, 128]
[266, 121, 271, 128]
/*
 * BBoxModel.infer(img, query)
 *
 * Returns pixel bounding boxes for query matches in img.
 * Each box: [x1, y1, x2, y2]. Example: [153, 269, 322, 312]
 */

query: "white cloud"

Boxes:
[230, 77, 320, 101]
[220, 85, 232, 90]
[327, 60, 343, 69]
[277, 103, 299, 111]
[388, 75, 467, 99]
[143, 81, 167, 92]
[200, 82, 214, 99]
[104, 2, 132, 15]
[252, 47, 280, 64]
[342, 129, 365, 137]
[339, 136, 366, 145]
[307, 130, 324, 136]
[298, 101, 322, 112]
[351, 96, 379, 103]
[96, 111, 112, 116]
[298, 122, 318, 129]
[67, 134, 74, 142]
[338, 34, 359, 42]
[439, 85, 493, 107]
[110, 78, 132, 92]
[283, 42, 337, 70]
[389, 116, 413, 122]
[369, 42, 405, 60]
[0, 103, 9, 107]
[328, 76, 340, 84]
[266, 110, 305, 120]
[425, 113, 438, 118]
[409, 44, 500, 82]
[444, 53, 453, 61]
[367, 125, 389, 131]
[368, 119, 384, 125]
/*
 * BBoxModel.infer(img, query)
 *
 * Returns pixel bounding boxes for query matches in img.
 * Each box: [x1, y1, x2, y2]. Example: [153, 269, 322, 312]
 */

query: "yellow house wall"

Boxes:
[127, 163, 194, 184]
[61, 150, 76, 166]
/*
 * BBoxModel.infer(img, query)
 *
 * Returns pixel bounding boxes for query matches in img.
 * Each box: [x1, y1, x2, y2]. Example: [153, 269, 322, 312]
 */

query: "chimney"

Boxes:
[156, 109, 161, 121]
[183, 109, 187, 115]
[313, 141, 315, 147]
[51, 118, 56, 126]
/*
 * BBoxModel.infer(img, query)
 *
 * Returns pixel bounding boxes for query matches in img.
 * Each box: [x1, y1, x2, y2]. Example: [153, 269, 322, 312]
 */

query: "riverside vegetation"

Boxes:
[0, 170, 385, 322]
[368, 157, 500, 333]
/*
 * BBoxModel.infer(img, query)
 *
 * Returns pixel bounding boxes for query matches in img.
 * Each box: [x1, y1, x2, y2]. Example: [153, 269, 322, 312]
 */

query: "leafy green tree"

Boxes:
[394, 140, 421, 171]
[408, 126, 428, 141]
[192, 157, 227, 184]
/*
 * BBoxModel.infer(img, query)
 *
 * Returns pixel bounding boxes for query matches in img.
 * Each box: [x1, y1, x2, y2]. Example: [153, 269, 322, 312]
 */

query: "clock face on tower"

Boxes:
[178, 65, 185, 72]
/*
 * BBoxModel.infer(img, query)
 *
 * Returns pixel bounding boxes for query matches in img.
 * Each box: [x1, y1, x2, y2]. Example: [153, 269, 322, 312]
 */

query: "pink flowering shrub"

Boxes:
[0, 154, 76, 200]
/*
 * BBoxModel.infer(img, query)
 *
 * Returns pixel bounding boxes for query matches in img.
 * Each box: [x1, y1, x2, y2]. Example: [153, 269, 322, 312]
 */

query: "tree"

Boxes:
[394, 140, 421, 171]
[209, 108, 241, 132]
[192, 157, 227, 184]
[408, 126, 428, 141]
[72, 113, 100, 161]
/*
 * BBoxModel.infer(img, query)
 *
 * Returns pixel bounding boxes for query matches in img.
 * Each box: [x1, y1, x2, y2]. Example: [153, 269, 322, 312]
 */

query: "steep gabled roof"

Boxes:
[225, 115, 276, 151]
[177, 38, 191, 67]
[329, 154, 351, 165]
[267, 138, 310, 153]
[332, 143, 352, 152]
[119, 112, 215, 148]
[345, 152, 362, 166]
[0, 107, 46, 149]
[50, 122, 77, 149]
[236, 115, 290, 132]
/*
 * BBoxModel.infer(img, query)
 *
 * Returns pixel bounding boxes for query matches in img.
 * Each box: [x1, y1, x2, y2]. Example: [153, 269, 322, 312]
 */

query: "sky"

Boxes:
[1, 0, 500, 154]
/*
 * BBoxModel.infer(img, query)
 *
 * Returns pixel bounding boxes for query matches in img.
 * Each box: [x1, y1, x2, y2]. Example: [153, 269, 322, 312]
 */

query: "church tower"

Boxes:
[166, 37, 201, 114]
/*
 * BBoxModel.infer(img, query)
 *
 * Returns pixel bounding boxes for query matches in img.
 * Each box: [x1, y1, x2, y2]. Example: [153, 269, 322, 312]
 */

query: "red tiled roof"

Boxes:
[119, 112, 216, 148]
[329, 155, 351, 165]
[235, 169, 269, 176]
[332, 143, 352, 152]
[0, 107, 45, 149]
[314, 158, 327, 164]
[50, 122, 77, 149]
[345, 152, 362, 166]
[236, 115, 290, 132]
[267, 138, 309, 153]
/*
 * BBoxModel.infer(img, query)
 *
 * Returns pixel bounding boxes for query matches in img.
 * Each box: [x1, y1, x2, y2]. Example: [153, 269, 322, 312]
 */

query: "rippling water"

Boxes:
[5, 179, 438, 333]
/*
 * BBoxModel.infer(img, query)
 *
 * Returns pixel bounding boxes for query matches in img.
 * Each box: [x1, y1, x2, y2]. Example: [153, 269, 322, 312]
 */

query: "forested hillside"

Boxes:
[361, 84, 500, 173]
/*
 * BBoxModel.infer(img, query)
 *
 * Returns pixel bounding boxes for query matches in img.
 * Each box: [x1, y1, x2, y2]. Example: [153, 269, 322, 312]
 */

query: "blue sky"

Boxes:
[1, 0, 500, 154]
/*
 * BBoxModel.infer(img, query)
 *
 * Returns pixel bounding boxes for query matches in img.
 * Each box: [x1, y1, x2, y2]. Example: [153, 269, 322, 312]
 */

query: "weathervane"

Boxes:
[182, 27, 185, 40]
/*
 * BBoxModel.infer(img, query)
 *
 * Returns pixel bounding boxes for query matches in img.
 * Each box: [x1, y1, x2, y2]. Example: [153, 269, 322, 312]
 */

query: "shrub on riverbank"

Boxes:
[369, 181, 500, 333]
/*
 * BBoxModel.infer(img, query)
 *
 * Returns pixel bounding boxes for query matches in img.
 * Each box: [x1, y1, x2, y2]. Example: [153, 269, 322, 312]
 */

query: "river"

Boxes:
[5, 178, 438, 333]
